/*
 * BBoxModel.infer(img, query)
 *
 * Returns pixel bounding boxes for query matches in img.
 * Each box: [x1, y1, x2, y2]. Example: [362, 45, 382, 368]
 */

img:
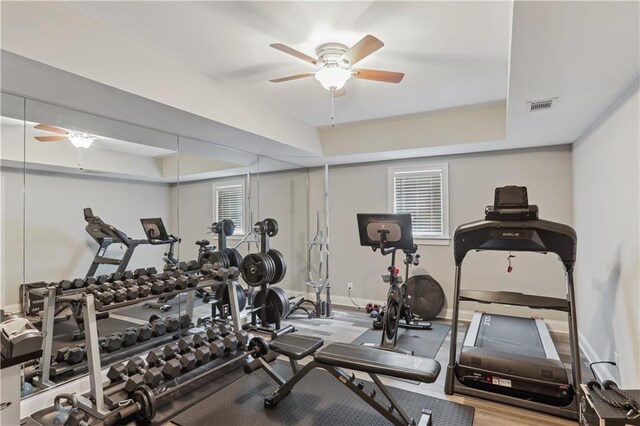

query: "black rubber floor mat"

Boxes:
[172, 360, 474, 426]
[350, 322, 450, 359]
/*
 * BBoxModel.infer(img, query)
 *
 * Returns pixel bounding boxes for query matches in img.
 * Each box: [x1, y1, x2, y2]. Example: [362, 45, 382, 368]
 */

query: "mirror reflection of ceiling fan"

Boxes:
[269, 34, 404, 97]
[34, 124, 95, 148]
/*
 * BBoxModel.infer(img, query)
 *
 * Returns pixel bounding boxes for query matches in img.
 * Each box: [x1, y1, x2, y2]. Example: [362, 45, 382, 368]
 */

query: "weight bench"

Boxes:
[255, 334, 441, 426]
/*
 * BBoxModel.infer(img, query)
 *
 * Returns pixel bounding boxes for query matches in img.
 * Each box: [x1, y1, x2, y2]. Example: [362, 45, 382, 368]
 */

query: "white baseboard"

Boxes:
[2, 303, 21, 315]
[579, 330, 599, 365]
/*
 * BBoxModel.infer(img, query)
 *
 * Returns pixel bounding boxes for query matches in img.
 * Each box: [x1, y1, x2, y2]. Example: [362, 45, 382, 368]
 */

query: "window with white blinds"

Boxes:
[213, 181, 245, 235]
[388, 164, 449, 242]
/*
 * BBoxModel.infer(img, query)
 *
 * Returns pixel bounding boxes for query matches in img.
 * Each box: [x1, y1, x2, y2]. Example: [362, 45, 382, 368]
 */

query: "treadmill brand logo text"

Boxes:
[483, 315, 492, 327]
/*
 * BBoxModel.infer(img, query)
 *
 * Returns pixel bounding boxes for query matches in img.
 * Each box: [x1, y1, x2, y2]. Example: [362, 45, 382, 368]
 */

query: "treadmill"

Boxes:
[458, 312, 571, 406]
[444, 186, 580, 420]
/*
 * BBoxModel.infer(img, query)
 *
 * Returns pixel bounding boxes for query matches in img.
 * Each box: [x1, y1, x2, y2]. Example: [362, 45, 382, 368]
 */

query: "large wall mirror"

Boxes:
[1, 91, 311, 399]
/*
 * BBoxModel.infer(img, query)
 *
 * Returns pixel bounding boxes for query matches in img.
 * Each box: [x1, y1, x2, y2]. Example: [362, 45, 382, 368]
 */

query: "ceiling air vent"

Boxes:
[528, 98, 556, 112]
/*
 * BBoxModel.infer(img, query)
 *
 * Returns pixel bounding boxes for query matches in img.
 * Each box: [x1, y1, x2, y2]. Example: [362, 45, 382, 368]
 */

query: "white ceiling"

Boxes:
[1, 1, 638, 167]
[56, 1, 512, 127]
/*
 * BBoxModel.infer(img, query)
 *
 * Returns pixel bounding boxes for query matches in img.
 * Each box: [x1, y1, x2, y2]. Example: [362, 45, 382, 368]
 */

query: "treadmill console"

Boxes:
[485, 186, 539, 221]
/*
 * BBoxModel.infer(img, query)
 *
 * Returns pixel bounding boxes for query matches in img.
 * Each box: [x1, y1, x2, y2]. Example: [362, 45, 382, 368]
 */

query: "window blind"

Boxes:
[393, 170, 444, 237]
[216, 184, 244, 235]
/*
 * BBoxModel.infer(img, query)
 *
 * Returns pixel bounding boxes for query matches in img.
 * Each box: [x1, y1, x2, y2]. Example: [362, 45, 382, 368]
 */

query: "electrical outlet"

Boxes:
[348, 282, 353, 291]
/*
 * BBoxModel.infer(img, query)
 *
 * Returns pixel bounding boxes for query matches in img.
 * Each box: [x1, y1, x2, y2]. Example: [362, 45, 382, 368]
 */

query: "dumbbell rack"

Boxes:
[32, 276, 243, 419]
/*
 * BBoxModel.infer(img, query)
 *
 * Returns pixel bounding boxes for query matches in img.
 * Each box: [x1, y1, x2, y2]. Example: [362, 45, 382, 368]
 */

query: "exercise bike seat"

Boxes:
[269, 334, 324, 360]
[195, 239, 210, 247]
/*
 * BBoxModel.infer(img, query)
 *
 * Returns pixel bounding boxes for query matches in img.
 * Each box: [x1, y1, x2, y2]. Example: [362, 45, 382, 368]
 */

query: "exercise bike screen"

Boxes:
[475, 314, 546, 358]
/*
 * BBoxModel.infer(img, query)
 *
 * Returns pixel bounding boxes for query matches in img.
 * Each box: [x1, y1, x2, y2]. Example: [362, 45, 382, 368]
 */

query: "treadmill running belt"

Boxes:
[475, 314, 545, 358]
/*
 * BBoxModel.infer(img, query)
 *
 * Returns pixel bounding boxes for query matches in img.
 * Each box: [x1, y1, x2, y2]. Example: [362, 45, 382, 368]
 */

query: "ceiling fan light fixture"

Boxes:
[315, 67, 351, 91]
[68, 133, 94, 148]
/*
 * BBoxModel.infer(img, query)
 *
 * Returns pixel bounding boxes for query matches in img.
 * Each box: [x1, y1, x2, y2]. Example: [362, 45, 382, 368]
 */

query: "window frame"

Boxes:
[387, 163, 450, 246]
[212, 179, 247, 238]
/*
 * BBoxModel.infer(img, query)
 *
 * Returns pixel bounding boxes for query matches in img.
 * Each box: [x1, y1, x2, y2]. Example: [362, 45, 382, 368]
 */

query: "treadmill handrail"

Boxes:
[453, 218, 577, 272]
[458, 290, 570, 312]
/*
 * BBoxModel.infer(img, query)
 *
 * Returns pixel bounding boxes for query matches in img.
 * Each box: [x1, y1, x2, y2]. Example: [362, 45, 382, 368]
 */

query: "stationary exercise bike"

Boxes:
[357, 213, 434, 354]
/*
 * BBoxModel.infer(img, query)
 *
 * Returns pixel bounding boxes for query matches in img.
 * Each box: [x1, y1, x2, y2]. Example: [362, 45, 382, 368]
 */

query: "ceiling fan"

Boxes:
[34, 123, 95, 148]
[269, 34, 404, 96]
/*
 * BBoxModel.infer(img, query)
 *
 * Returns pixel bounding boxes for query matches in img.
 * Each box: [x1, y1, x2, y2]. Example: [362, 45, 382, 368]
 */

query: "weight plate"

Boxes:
[263, 218, 279, 237]
[221, 219, 236, 236]
[404, 275, 445, 321]
[223, 248, 243, 268]
[248, 337, 269, 359]
[240, 253, 275, 286]
[254, 286, 290, 322]
[133, 384, 156, 421]
[199, 250, 230, 269]
[214, 281, 247, 311]
[266, 249, 287, 284]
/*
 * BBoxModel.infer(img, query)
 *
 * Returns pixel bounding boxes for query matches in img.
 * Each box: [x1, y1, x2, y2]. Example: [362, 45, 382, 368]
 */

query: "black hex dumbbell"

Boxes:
[188, 260, 200, 271]
[122, 270, 134, 280]
[122, 327, 139, 347]
[175, 276, 188, 290]
[72, 278, 85, 289]
[178, 337, 211, 365]
[84, 277, 97, 287]
[163, 343, 197, 371]
[59, 279, 73, 290]
[217, 323, 233, 336]
[86, 284, 114, 305]
[150, 319, 166, 337]
[138, 323, 152, 341]
[194, 329, 225, 359]
[150, 315, 178, 333]
[217, 333, 238, 352]
[133, 268, 148, 279]
[112, 271, 123, 281]
[150, 280, 165, 295]
[163, 278, 177, 293]
[234, 330, 249, 349]
[98, 333, 123, 352]
[55, 346, 85, 365]
[107, 362, 151, 393]
[146, 267, 158, 275]
[178, 261, 190, 272]
[125, 357, 163, 389]
[112, 288, 127, 303]
[137, 275, 150, 286]
[179, 314, 191, 329]
[147, 348, 182, 379]
[97, 274, 110, 284]
[187, 276, 199, 288]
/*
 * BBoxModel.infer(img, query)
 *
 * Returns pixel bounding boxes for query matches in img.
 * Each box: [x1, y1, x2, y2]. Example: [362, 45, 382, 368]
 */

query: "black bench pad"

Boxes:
[314, 343, 441, 383]
[269, 334, 324, 360]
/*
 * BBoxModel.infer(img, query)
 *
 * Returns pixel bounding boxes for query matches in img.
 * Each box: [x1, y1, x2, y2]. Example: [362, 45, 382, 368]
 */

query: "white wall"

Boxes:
[173, 168, 308, 293]
[1, 168, 172, 308]
[309, 146, 574, 322]
[572, 79, 639, 387]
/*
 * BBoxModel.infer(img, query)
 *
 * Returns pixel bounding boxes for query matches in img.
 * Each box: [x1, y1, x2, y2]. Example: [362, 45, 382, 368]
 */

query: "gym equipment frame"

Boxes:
[31, 276, 244, 399]
[444, 186, 580, 420]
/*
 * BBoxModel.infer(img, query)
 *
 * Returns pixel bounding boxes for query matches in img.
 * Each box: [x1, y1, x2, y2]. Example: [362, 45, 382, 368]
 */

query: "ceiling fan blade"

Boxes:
[332, 88, 346, 98]
[34, 123, 67, 135]
[269, 73, 314, 83]
[35, 135, 67, 142]
[269, 43, 317, 66]
[353, 68, 404, 83]
[339, 35, 384, 66]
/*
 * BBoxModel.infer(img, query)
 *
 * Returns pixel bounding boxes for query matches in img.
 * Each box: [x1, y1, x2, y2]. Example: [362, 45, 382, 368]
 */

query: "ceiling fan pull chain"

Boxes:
[330, 90, 335, 127]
